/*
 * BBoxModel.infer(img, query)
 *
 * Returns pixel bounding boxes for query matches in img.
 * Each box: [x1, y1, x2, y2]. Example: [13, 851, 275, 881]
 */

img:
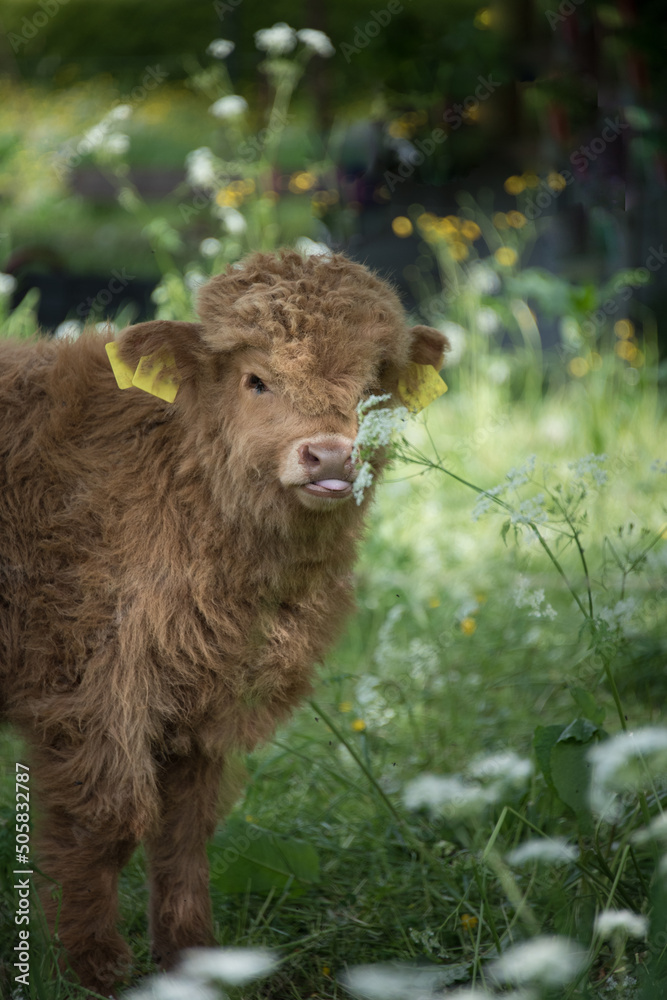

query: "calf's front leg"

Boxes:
[146, 751, 226, 969]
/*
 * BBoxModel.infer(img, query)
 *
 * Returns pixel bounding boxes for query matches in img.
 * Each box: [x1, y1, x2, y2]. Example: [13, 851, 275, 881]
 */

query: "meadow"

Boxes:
[1, 24, 667, 1000]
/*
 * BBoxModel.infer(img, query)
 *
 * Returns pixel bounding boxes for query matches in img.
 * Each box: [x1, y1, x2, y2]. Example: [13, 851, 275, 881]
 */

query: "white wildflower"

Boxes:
[186, 147, 218, 189]
[471, 484, 505, 521]
[53, 320, 83, 341]
[633, 812, 667, 845]
[297, 28, 335, 57]
[352, 461, 374, 506]
[589, 728, 667, 819]
[108, 103, 132, 122]
[487, 358, 510, 384]
[185, 270, 207, 292]
[476, 306, 500, 335]
[514, 576, 557, 619]
[506, 455, 537, 488]
[510, 494, 548, 527]
[594, 910, 648, 940]
[467, 751, 533, 787]
[506, 837, 578, 866]
[207, 38, 235, 59]
[352, 395, 408, 505]
[199, 237, 222, 258]
[466, 262, 501, 294]
[340, 963, 460, 999]
[254, 22, 297, 55]
[295, 236, 331, 257]
[209, 95, 248, 120]
[489, 936, 586, 987]
[597, 597, 637, 636]
[568, 453, 608, 487]
[124, 973, 218, 1000]
[101, 133, 130, 156]
[436, 320, 466, 365]
[0, 273, 17, 295]
[403, 774, 490, 818]
[95, 321, 117, 334]
[178, 947, 277, 985]
[214, 206, 247, 234]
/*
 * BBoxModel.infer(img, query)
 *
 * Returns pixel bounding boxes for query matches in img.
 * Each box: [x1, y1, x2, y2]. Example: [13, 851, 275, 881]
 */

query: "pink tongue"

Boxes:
[316, 479, 349, 491]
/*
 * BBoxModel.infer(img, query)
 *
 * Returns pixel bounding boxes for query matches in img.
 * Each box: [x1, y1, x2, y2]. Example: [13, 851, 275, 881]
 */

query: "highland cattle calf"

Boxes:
[0, 249, 447, 994]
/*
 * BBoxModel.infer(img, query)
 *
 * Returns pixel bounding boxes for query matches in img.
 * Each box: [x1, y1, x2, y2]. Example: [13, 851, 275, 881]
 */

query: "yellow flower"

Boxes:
[460, 220, 482, 240]
[262, 190, 279, 203]
[506, 210, 526, 228]
[392, 216, 413, 237]
[339, 701, 353, 713]
[417, 212, 437, 231]
[504, 175, 525, 195]
[615, 340, 638, 362]
[429, 596, 441, 608]
[522, 172, 539, 188]
[449, 240, 469, 261]
[388, 119, 412, 138]
[241, 178, 256, 194]
[494, 246, 518, 267]
[547, 172, 567, 192]
[245, 814, 254, 822]
[568, 356, 589, 377]
[474, 7, 492, 29]
[493, 212, 509, 229]
[445, 214, 462, 229]
[614, 318, 634, 340]
[288, 171, 317, 193]
[322, 965, 331, 976]
[352, 719, 367, 732]
[460, 617, 477, 636]
[461, 913, 479, 931]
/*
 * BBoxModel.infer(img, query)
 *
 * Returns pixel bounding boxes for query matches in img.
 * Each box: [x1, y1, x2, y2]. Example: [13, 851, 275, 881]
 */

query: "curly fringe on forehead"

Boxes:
[197, 249, 414, 413]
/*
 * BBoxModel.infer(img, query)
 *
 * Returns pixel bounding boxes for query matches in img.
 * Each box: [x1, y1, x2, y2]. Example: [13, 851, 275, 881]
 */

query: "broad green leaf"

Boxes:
[550, 741, 594, 834]
[558, 717, 600, 743]
[533, 724, 564, 793]
[568, 686, 606, 726]
[209, 820, 319, 897]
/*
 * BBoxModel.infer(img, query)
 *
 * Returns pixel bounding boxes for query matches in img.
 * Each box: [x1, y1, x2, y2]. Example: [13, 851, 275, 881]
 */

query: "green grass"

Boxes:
[1, 344, 666, 999]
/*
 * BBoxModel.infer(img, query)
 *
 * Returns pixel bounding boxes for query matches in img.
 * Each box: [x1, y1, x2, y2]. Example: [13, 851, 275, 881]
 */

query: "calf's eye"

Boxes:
[246, 374, 268, 394]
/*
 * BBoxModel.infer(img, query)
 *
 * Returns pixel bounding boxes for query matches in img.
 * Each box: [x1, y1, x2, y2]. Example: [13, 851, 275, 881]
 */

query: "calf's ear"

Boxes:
[115, 320, 209, 383]
[408, 324, 449, 370]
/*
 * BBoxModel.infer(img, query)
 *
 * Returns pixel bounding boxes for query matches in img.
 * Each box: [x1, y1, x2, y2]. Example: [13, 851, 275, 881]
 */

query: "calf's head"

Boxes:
[115, 250, 447, 516]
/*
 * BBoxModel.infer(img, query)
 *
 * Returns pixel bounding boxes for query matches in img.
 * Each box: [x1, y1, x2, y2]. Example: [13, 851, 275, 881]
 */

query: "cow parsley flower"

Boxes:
[214, 206, 247, 234]
[506, 837, 578, 866]
[186, 147, 218, 189]
[568, 453, 608, 488]
[108, 103, 133, 122]
[125, 973, 218, 1000]
[209, 95, 248, 120]
[297, 28, 335, 57]
[351, 394, 408, 504]
[589, 727, 667, 820]
[514, 575, 557, 619]
[0, 273, 17, 295]
[467, 262, 501, 294]
[54, 321, 83, 341]
[594, 910, 648, 940]
[179, 947, 277, 985]
[207, 38, 235, 59]
[476, 306, 500, 335]
[101, 133, 130, 156]
[254, 22, 297, 55]
[295, 236, 331, 258]
[489, 936, 586, 987]
[199, 237, 222, 258]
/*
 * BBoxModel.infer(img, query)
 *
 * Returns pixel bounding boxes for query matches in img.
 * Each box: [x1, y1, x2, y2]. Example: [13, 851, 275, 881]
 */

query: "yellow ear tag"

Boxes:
[105, 342, 135, 390]
[131, 353, 179, 403]
[398, 363, 448, 414]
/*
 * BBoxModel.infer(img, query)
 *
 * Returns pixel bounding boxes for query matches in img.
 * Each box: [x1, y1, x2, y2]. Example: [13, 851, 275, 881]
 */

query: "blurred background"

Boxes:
[1, 0, 665, 357]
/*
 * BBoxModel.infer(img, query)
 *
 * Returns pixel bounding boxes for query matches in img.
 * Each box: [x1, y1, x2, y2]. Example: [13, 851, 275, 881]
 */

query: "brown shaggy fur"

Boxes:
[0, 249, 446, 993]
